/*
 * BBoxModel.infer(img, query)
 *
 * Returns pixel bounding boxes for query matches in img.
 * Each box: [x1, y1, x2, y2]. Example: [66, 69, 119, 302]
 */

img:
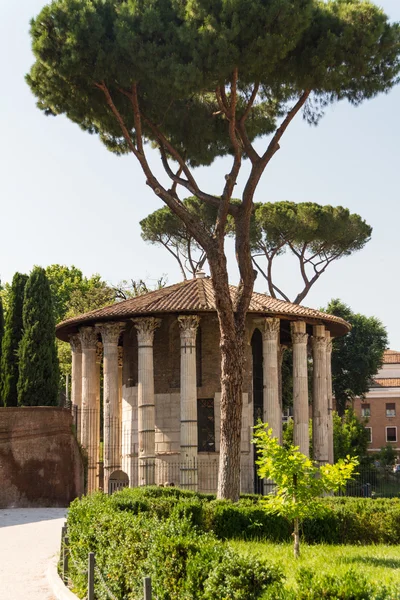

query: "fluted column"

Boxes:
[133, 317, 160, 486]
[312, 325, 329, 465]
[278, 345, 287, 422]
[118, 346, 123, 429]
[95, 342, 102, 489]
[326, 331, 334, 464]
[262, 318, 281, 441]
[80, 327, 99, 493]
[178, 315, 200, 490]
[97, 322, 124, 493]
[70, 334, 82, 442]
[291, 321, 309, 456]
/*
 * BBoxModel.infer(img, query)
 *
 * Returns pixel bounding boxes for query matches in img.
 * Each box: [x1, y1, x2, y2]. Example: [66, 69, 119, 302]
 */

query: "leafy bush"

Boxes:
[294, 568, 400, 600]
[66, 490, 282, 600]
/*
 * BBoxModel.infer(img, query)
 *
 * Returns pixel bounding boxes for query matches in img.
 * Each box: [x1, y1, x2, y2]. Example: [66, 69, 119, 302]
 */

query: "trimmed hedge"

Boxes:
[66, 489, 400, 600]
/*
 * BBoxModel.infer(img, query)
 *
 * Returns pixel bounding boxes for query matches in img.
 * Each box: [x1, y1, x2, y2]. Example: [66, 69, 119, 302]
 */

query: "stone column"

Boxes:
[80, 326, 99, 493]
[70, 334, 82, 442]
[95, 342, 102, 489]
[118, 346, 123, 428]
[133, 317, 160, 486]
[312, 325, 329, 465]
[178, 315, 200, 490]
[262, 318, 281, 441]
[326, 330, 334, 464]
[97, 322, 125, 493]
[291, 321, 309, 456]
[278, 344, 287, 423]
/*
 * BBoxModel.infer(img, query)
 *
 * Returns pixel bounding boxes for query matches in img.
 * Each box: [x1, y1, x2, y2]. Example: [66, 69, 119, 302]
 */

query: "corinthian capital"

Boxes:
[178, 315, 200, 338]
[133, 317, 161, 346]
[79, 326, 98, 350]
[97, 322, 125, 346]
[262, 317, 280, 341]
[312, 335, 327, 352]
[69, 333, 82, 353]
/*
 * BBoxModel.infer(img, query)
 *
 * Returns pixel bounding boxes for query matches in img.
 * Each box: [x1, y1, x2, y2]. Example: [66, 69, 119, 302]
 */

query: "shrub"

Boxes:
[66, 491, 282, 600]
[294, 568, 400, 600]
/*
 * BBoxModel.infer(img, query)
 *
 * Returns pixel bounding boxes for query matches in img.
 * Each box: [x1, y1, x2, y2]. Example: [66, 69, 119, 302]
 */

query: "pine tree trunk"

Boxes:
[207, 248, 247, 502]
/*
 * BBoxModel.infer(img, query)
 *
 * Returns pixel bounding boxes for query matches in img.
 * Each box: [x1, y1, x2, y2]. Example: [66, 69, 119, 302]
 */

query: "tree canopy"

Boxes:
[324, 299, 388, 415]
[0, 273, 28, 407]
[251, 202, 372, 304]
[26, 0, 400, 500]
[140, 198, 221, 279]
[17, 267, 59, 406]
[333, 408, 370, 463]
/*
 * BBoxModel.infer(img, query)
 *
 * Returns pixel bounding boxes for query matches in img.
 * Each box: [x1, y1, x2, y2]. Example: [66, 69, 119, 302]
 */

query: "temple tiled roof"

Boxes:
[56, 277, 350, 341]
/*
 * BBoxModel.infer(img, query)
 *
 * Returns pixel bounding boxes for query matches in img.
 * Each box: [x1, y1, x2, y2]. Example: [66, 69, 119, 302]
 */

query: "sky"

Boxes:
[1, 1, 400, 346]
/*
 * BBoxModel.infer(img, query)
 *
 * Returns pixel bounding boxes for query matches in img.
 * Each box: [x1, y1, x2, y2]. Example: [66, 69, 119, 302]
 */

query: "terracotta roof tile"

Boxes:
[56, 277, 350, 341]
[383, 350, 400, 364]
[372, 378, 400, 388]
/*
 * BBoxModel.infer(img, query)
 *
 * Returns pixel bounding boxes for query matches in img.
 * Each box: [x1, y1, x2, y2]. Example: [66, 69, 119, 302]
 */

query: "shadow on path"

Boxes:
[0, 508, 66, 528]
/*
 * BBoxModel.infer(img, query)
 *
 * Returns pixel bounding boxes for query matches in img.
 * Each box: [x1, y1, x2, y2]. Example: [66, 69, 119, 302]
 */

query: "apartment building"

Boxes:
[353, 350, 400, 456]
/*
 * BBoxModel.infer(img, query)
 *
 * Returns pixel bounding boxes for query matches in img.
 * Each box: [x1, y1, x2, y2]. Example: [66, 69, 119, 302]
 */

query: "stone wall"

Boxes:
[0, 407, 84, 508]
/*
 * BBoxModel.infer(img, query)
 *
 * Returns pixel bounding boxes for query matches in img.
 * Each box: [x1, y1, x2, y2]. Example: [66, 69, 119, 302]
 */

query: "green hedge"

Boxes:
[66, 492, 282, 600]
[66, 489, 400, 599]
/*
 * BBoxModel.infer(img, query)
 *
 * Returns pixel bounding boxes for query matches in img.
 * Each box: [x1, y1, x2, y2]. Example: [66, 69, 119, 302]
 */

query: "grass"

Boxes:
[230, 540, 400, 593]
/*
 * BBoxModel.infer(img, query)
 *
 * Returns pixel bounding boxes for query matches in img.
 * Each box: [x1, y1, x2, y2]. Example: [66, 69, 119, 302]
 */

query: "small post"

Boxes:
[143, 576, 152, 600]
[63, 535, 69, 584]
[59, 523, 67, 571]
[88, 552, 95, 600]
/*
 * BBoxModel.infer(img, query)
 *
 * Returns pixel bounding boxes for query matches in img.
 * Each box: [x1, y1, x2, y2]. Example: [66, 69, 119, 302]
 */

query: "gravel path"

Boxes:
[0, 508, 66, 600]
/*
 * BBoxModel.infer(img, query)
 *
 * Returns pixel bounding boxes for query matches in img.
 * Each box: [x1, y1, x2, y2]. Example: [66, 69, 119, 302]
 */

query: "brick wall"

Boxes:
[0, 407, 84, 508]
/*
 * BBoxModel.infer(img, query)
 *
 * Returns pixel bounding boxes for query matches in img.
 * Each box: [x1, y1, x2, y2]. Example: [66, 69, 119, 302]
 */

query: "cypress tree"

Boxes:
[17, 267, 59, 406]
[0, 295, 4, 403]
[1, 273, 28, 406]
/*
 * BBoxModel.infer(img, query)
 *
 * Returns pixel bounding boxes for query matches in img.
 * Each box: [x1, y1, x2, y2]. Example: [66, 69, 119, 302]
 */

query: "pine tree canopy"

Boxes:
[0, 273, 28, 407]
[27, 0, 400, 167]
[17, 267, 59, 407]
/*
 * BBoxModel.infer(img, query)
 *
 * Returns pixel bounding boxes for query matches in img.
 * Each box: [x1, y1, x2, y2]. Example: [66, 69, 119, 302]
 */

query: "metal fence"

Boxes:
[60, 525, 152, 600]
[339, 467, 400, 498]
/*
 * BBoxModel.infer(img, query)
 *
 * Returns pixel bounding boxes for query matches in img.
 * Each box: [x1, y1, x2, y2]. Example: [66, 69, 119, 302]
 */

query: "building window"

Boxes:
[198, 398, 215, 452]
[386, 403, 396, 418]
[386, 427, 397, 443]
[361, 404, 371, 418]
[365, 427, 372, 444]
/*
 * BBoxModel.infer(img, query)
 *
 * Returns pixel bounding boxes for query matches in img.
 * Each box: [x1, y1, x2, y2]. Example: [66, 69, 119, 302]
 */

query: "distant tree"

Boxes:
[251, 202, 371, 304]
[17, 267, 59, 406]
[324, 300, 388, 416]
[45, 264, 87, 324]
[253, 423, 357, 558]
[377, 444, 397, 468]
[140, 199, 219, 279]
[113, 276, 168, 300]
[0, 294, 4, 401]
[333, 409, 369, 463]
[0, 273, 28, 407]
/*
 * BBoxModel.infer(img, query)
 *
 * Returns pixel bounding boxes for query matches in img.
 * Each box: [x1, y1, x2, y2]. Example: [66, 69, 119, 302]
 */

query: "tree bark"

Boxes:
[207, 246, 248, 502]
[294, 517, 300, 559]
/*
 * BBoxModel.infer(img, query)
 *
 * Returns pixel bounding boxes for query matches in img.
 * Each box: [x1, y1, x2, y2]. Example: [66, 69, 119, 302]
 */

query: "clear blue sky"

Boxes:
[1, 1, 400, 346]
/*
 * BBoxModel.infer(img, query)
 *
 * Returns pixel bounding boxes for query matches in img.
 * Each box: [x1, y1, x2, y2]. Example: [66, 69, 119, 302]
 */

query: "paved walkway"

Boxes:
[0, 508, 66, 600]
